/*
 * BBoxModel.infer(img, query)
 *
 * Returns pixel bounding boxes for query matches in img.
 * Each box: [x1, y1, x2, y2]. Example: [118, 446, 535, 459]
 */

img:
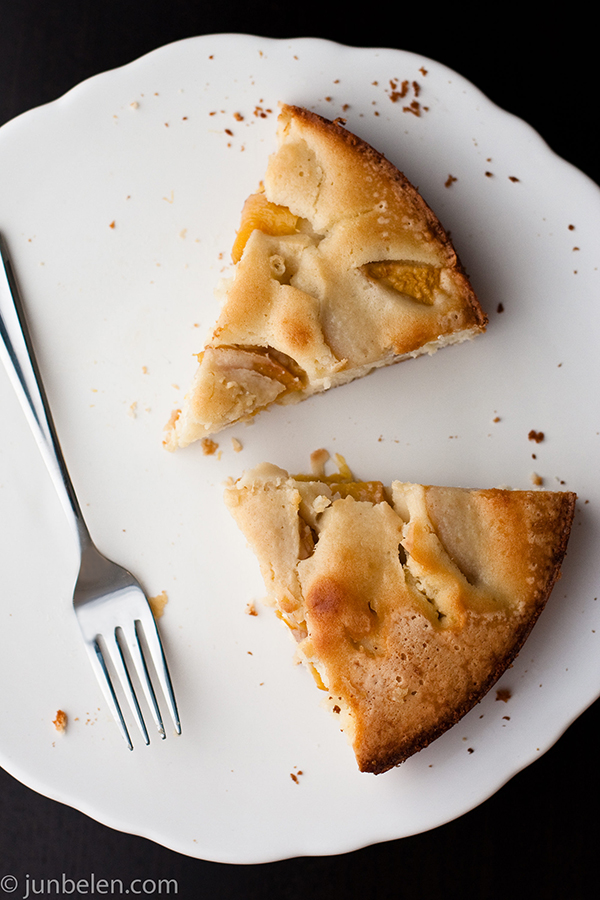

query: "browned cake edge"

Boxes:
[280, 103, 488, 332]
[361, 491, 577, 774]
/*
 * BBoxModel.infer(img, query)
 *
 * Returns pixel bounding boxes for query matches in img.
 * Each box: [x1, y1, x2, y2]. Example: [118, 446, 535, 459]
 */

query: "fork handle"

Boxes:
[0, 233, 91, 553]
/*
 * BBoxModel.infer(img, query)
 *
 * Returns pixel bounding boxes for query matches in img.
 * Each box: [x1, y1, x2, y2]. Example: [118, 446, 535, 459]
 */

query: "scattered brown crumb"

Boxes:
[485, 171, 493, 177]
[568, 224, 575, 230]
[496, 688, 512, 702]
[497, 302, 504, 313]
[231, 437, 243, 453]
[201, 437, 219, 455]
[419, 67, 428, 76]
[233, 112, 244, 121]
[403, 100, 421, 117]
[467, 747, 474, 754]
[508, 176, 520, 183]
[493, 416, 501, 423]
[149, 590, 168, 619]
[290, 769, 304, 784]
[531, 472, 544, 486]
[53, 710, 67, 733]
[109, 221, 115, 229]
[389, 79, 410, 102]
[245, 601, 258, 616]
[528, 430, 545, 443]
[445, 175, 458, 188]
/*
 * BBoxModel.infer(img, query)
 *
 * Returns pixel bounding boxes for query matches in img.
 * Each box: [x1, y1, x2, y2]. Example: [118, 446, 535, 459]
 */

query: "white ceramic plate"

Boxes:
[1, 34, 599, 863]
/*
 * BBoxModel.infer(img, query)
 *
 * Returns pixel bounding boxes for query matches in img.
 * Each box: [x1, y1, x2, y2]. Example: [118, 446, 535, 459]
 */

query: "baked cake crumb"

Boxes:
[201, 437, 219, 455]
[496, 688, 512, 702]
[528, 430, 545, 443]
[149, 590, 169, 619]
[310, 447, 330, 476]
[53, 710, 67, 733]
[231, 437, 243, 452]
[531, 472, 544, 486]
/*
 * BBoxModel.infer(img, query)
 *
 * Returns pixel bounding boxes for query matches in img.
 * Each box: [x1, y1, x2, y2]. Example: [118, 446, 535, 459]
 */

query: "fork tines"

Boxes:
[83, 610, 181, 750]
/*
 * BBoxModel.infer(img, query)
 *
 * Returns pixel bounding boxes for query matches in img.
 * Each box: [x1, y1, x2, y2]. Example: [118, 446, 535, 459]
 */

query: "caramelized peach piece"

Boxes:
[327, 481, 387, 504]
[201, 345, 304, 389]
[364, 261, 440, 305]
[231, 192, 300, 263]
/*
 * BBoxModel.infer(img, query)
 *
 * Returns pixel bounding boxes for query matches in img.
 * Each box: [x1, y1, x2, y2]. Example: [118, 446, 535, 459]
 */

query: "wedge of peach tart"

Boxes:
[164, 104, 486, 450]
[224, 452, 576, 774]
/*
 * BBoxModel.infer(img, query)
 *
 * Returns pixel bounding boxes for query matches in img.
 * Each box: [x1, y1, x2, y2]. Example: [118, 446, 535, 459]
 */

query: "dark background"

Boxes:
[1, 3, 598, 898]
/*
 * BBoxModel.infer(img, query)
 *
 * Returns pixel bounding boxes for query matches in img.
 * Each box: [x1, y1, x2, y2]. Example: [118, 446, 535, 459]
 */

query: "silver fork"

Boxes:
[0, 233, 181, 749]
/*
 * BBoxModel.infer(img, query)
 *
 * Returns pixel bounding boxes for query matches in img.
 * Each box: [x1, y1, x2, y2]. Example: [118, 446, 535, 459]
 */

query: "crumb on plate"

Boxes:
[53, 710, 67, 733]
[149, 590, 169, 619]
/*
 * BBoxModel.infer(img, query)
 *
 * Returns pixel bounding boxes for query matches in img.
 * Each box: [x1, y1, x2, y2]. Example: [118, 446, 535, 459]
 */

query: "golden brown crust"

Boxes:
[165, 105, 487, 448]
[224, 461, 576, 774]
[275, 105, 474, 279]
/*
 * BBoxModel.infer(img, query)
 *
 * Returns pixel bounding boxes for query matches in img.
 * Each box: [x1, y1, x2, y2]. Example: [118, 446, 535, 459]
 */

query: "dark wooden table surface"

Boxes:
[1, 4, 598, 898]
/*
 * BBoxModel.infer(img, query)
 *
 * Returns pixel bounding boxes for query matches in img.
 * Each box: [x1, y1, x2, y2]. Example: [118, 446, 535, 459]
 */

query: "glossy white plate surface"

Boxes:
[0, 34, 599, 863]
